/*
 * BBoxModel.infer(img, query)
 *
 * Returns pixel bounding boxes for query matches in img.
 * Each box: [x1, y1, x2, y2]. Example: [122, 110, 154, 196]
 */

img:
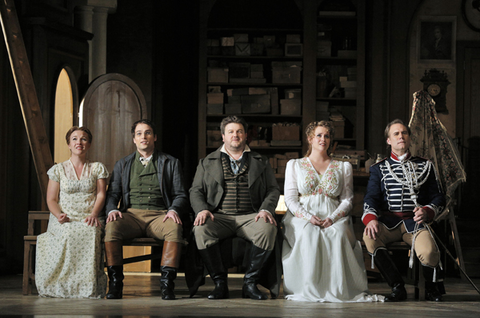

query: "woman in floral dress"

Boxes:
[282, 121, 383, 302]
[35, 126, 108, 298]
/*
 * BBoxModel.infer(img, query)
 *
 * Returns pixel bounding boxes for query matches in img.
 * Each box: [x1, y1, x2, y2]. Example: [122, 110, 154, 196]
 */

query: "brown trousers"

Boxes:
[105, 208, 184, 244]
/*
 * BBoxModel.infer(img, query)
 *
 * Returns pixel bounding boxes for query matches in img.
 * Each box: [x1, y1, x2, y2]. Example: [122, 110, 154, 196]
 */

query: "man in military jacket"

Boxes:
[362, 119, 445, 302]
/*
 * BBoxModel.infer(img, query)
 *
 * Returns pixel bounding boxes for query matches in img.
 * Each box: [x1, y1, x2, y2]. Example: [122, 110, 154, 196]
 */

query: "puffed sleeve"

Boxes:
[92, 162, 109, 179]
[329, 161, 353, 223]
[284, 159, 313, 221]
[47, 164, 61, 183]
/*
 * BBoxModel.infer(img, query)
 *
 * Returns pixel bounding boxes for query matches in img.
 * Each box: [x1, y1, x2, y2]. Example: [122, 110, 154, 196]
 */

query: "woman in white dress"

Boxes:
[35, 126, 108, 298]
[282, 121, 383, 303]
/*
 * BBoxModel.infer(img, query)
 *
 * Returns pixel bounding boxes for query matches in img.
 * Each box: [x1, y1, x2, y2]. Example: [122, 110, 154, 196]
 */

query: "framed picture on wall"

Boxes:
[418, 16, 456, 63]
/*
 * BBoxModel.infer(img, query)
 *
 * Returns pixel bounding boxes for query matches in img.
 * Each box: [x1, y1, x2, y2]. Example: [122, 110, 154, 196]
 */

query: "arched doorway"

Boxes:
[54, 68, 74, 163]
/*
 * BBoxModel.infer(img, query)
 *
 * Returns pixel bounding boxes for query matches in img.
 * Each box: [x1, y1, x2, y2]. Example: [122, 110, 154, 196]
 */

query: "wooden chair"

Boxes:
[23, 211, 165, 295]
[23, 211, 49, 295]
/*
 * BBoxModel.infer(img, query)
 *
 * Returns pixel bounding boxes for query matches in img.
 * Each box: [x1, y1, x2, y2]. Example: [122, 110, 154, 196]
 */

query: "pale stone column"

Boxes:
[74, 5, 94, 80]
[71, 1, 117, 82]
[91, 6, 109, 80]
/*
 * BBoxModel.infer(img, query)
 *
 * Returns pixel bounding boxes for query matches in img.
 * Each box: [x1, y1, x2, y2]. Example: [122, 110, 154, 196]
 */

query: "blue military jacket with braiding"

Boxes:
[362, 154, 445, 232]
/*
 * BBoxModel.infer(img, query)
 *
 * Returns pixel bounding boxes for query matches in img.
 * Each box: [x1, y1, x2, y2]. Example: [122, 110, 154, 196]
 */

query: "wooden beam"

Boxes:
[0, 0, 53, 199]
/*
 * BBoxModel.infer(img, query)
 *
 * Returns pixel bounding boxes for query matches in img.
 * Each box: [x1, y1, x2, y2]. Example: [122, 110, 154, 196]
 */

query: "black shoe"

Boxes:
[208, 280, 229, 299]
[384, 284, 407, 302]
[161, 287, 175, 300]
[242, 282, 268, 300]
[160, 266, 177, 300]
[106, 265, 124, 299]
[425, 282, 443, 302]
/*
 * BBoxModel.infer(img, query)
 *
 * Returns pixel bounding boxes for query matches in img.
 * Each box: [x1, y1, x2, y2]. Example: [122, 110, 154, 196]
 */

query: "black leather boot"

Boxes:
[105, 241, 124, 299]
[423, 266, 443, 302]
[198, 244, 229, 299]
[242, 245, 272, 300]
[373, 248, 407, 302]
[106, 265, 124, 299]
[159, 241, 182, 300]
[160, 266, 177, 300]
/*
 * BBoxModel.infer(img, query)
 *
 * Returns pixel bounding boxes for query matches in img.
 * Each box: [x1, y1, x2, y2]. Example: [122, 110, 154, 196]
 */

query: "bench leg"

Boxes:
[23, 241, 34, 295]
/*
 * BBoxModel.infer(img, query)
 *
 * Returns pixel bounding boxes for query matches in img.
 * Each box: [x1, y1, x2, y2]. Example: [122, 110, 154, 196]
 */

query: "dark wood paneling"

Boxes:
[83, 74, 147, 175]
[365, 0, 422, 157]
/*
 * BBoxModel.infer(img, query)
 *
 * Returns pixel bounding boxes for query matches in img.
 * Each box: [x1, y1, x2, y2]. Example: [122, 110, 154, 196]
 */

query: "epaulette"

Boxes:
[371, 157, 387, 166]
[410, 155, 432, 162]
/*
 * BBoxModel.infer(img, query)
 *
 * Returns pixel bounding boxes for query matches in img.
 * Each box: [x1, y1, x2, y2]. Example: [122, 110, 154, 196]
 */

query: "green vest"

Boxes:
[129, 152, 166, 210]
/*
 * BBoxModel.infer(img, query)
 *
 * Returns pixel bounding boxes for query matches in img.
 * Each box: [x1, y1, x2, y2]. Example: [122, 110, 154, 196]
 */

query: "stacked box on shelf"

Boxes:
[220, 36, 235, 56]
[226, 87, 275, 114]
[316, 101, 330, 120]
[272, 61, 302, 84]
[339, 76, 357, 99]
[250, 64, 264, 79]
[337, 50, 357, 58]
[234, 33, 250, 56]
[251, 37, 265, 56]
[207, 86, 224, 115]
[269, 152, 300, 178]
[207, 67, 228, 83]
[229, 62, 266, 84]
[280, 88, 302, 116]
[207, 39, 220, 55]
[347, 67, 357, 81]
[263, 35, 283, 56]
[285, 34, 303, 57]
[271, 123, 301, 147]
[317, 40, 332, 57]
[241, 95, 270, 113]
[207, 129, 222, 148]
[329, 108, 345, 139]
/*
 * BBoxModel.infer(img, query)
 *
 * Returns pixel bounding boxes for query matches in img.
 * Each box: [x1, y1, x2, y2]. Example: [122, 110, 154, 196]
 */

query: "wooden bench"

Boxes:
[23, 211, 164, 295]
[23, 211, 49, 295]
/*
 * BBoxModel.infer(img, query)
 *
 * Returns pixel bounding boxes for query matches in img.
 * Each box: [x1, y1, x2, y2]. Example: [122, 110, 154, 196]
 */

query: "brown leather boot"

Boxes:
[105, 241, 124, 299]
[160, 241, 182, 300]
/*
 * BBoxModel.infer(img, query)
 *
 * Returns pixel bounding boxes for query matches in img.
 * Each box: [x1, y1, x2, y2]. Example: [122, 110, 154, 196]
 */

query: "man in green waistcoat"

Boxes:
[190, 116, 280, 300]
[104, 119, 188, 300]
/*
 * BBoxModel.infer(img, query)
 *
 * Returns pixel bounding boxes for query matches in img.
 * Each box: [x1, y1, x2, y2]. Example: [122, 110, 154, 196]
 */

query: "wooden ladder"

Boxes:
[0, 0, 53, 199]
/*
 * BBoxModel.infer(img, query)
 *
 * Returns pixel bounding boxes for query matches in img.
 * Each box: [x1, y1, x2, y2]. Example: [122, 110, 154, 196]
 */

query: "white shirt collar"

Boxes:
[220, 144, 251, 160]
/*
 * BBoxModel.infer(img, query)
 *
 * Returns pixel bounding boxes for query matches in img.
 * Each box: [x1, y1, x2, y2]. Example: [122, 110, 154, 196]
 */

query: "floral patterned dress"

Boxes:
[282, 158, 383, 302]
[35, 160, 108, 299]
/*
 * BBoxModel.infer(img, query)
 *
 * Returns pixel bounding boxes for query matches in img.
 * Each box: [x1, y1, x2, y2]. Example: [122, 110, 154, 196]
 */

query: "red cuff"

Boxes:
[362, 214, 378, 226]
[423, 206, 435, 222]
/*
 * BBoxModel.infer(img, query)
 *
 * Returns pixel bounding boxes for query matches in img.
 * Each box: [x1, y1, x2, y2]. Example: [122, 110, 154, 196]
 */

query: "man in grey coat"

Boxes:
[104, 119, 188, 300]
[190, 116, 280, 300]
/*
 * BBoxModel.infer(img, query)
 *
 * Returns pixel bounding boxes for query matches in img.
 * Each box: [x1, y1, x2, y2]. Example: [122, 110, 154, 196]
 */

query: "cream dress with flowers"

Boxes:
[35, 160, 108, 299]
[282, 158, 383, 302]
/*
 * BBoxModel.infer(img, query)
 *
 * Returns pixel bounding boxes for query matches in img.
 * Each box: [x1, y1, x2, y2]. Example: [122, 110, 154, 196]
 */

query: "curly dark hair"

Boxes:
[131, 119, 157, 137]
[220, 116, 248, 135]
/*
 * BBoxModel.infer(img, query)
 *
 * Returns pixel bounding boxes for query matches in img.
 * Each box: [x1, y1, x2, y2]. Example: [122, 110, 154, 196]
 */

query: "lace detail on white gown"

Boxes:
[282, 158, 384, 302]
[35, 161, 109, 299]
